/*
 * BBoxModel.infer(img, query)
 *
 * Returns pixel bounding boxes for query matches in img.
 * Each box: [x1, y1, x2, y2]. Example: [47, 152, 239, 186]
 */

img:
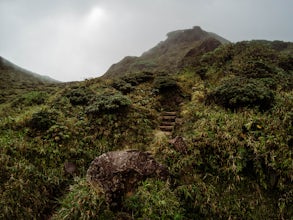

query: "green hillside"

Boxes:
[0, 30, 292, 219]
[0, 56, 60, 104]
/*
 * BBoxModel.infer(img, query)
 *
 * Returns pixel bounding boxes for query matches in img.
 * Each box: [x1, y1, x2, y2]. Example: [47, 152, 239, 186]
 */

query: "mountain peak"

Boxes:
[166, 26, 206, 42]
[104, 26, 229, 78]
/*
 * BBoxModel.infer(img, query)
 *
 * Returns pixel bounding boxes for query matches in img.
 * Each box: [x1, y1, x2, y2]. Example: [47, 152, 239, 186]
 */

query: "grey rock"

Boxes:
[86, 150, 168, 207]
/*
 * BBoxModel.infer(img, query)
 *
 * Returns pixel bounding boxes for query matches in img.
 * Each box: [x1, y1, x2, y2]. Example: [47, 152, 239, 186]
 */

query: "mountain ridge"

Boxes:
[103, 26, 229, 78]
[0, 56, 60, 103]
[0, 56, 59, 84]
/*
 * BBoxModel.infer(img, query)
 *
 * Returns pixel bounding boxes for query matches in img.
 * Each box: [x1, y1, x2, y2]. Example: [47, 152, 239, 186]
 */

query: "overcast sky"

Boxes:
[0, 0, 292, 82]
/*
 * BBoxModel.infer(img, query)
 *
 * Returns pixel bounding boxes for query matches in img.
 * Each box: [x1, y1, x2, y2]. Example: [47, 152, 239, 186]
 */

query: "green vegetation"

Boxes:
[207, 77, 275, 111]
[12, 91, 49, 107]
[27, 109, 59, 131]
[65, 86, 94, 106]
[153, 75, 178, 93]
[85, 92, 132, 116]
[0, 40, 292, 219]
[125, 179, 184, 219]
[52, 178, 112, 220]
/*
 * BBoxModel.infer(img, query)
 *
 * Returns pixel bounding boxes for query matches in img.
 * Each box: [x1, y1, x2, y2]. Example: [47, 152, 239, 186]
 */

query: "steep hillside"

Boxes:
[104, 26, 229, 78]
[0, 30, 292, 219]
[0, 56, 60, 103]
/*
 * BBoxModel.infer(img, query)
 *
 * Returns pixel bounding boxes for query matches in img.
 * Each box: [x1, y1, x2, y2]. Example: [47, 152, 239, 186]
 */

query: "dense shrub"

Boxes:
[27, 109, 58, 131]
[153, 75, 178, 93]
[111, 79, 134, 94]
[65, 87, 93, 105]
[278, 55, 293, 71]
[112, 72, 154, 94]
[233, 60, 276, 78]
[85, 92, 131, 116]
[207, 77, 275, 111]
[122, 71, 154, 86]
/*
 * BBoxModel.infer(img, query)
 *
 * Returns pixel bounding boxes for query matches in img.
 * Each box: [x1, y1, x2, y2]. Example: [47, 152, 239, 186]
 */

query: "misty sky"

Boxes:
[0, 0, 292, 82]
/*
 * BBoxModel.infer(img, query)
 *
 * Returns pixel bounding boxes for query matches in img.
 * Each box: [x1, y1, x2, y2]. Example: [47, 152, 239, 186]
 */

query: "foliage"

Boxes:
[125, 179, 184, 220]
[111, 72, 154, 94]
[171, 88, 293, 219]
[12, 91, 48, 107]
[0, 156, 64, 219]
[200, 41, 293, 87]
[0, 39, 292, 219]
[122, 71, 154, 86]
[111, 79, 134, 94]
[153, 75, 178, 93]
[85, 92, 131, 116]
[27, 109, 58, 131]
[65, 87, 94, 106]
[45, 124, 72, 143]
[207, 77, 275, 111]
[52, 178, 114, 220]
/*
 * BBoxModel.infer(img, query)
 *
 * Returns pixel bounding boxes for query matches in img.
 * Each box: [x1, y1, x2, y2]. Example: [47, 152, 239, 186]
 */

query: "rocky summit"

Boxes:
[104, 26, 229, 78]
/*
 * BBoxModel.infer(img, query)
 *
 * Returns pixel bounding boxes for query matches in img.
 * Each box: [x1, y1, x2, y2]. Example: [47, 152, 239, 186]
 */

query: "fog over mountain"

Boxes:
[0, 0, 292, 81]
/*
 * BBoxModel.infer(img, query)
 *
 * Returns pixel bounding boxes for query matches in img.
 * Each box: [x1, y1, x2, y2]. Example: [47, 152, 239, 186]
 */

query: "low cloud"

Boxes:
[0, 0, 292, 81]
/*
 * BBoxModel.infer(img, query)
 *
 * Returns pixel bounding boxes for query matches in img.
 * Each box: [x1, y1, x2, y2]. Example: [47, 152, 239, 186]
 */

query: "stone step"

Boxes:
[161, 116, 176, 121]
[159, 125, 174, 131]
[161, 121, 176, 126]
[163, 112, 177, 116]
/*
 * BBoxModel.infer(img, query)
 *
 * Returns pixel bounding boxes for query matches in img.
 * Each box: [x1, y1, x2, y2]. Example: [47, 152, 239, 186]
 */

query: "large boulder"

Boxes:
[86, 150, 169, 207]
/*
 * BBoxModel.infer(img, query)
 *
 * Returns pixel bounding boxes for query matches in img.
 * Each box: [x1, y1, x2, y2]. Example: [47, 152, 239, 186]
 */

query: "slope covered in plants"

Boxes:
[0, 56, 60, 104]
[0, 37, 292, 219]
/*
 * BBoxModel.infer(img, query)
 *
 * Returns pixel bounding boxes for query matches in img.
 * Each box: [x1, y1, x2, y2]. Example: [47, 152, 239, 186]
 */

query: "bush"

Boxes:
[85, 92, 131, 116]
[153, 75, 178, 93]
[233, 60, 276, 79]
[111, 79, 134, 94]
[27, 109, 58, 131]
[65, 87, 93, 106]
[122, 71, 154, 86]
[207, 77, 275, 111]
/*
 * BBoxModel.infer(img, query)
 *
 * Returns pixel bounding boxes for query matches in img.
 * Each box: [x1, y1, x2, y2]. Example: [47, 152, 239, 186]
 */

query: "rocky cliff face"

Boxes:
[103, 26, 229, 78]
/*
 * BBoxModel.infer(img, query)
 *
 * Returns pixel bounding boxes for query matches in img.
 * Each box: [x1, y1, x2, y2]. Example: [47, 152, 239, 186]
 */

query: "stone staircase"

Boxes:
[159, 111, 177, 136]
